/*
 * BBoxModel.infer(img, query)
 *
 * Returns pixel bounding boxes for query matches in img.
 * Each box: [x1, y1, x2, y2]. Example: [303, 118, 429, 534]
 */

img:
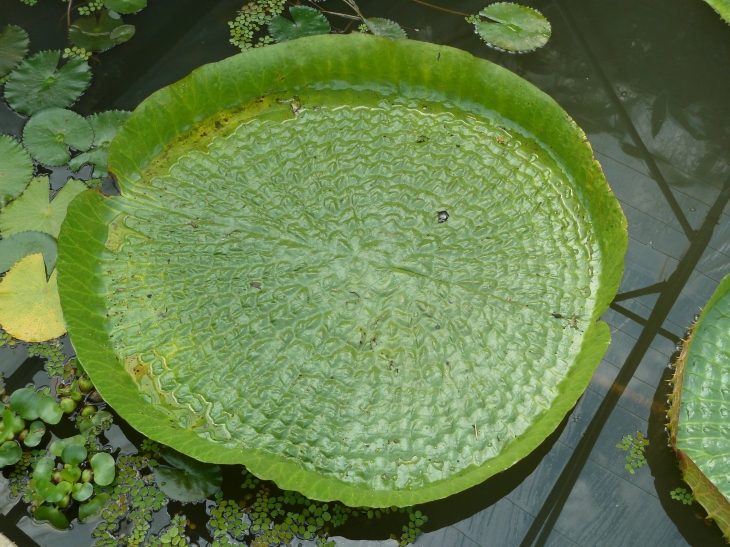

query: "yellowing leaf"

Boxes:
[0, 253, 66, 342]
[0, 177, 87, 238]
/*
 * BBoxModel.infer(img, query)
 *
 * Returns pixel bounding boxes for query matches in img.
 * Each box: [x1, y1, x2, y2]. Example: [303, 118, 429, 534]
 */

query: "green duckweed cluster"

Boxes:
[147, 514, 191, 547]
[9, 449, 42, 497]
[27, 340, 66, 376]
[77, 0, 105, 16]
[0, 331, 17, 349]
[63, 47, 92, 61]
[228, 0, 286, 50]
[208, 497, 249, 546]
[616, 431, 650, 475]
[92, 453, 167, 547]
[671, 487, 694, 505]
[241, 467, 260, 490]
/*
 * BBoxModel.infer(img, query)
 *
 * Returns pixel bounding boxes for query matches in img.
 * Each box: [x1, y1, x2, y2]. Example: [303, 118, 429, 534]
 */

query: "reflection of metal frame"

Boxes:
[518, 1, 730, 545]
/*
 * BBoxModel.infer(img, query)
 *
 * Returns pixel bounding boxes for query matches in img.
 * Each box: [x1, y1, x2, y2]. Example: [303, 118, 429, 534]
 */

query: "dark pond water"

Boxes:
[1, 0, 730, 546]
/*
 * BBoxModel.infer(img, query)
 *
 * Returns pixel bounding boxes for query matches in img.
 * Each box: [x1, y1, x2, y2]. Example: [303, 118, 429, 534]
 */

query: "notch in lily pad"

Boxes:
[468, 3, 551, 53]
[154, 448, 222, 503]
[269, 6, 330, 43]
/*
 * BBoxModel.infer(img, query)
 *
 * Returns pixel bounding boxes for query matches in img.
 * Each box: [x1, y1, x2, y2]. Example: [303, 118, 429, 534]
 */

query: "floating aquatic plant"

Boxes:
[0, 25, 29, 82]
[671, 487, 694, 505]
[466, 3, 551, 53]
[615, 431, 649, 475]
[22, 108, 94, 166]
[668, 274, 730, 539]
[228, 0, 287, 50]
[153, 448, 222, 503]
[0, 135, 33, 207]
[3, 51, 91, 116]
[268, 6, 330, 42]
[58, 34, 626, 507]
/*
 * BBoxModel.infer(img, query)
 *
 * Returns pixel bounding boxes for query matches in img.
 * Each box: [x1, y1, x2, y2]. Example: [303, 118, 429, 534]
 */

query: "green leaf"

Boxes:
[70, 10, 125, 52]
[33, 504, 71, 529]
[365, 18, 407, 40]
[0, 231, 57, 276]
[3, 51, 91, 116]
[110, 24, 136, 44]
[0, 25, 29, 80]
[0, 441, 22, 468]
[36, 478, 67, 503]
[36, 395, 63, 425]
[50, 435, 86, 457]
[0, 176, 88, 238]
[0, 135, 33, 208]
[103, 0, 147, 15]
[57, 34, 626, 507]
[61, 443, 87, 465]
[268, 6, 330, 43]
[69, 110, 131, 177]
[702, 0, 730, 25]
[0, 253, 66, 342]
[22, 108, 94, 166]
[90, 452, 115, 486]
[154, 449, 222, 502]
[23, 420, 46, 447]
[33, 456, 56, 481]
[9, 387, 41, 420]
[72, 481, 93, 501]
[472, 3, 551, 53]
[669, 274, 730, 539]
[78, 492, 111, 521]
[61, 465, 81, 483]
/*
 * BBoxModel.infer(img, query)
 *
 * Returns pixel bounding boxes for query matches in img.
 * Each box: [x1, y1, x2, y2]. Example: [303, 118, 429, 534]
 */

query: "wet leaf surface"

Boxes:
[22, 108, 94, 166]
[0, 231, 57, 276]
[472, 3, 551, 53]
[0, 24, 29, 80]
[0, 135, 33, 208]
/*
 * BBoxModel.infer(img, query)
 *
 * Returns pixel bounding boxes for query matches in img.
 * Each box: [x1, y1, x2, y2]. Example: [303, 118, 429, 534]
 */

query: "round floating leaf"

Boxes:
[90, 452, 115, 486]
[0, 177, 88, 238]
[24, 420, 46, 447]
[473, 3, 551, 53]
[50, 435, 85, 457]
[0, 231, 58, 276]
[702, 0, 730, 24]
[36, 395, 64, 425]
[0, 135, 33, 208]
[268, 6, 330, 43]
[110, 24, 136, 44]
[103, 0, 147, 14]
[154, 450, 222, 502]
[69, 11, 124, 52]
[3, 51, 91, 116]
[33, 456, 56, 481]
[78, 492, 111, 521]
[57, 34, 626, 507]
[9, 387, 41, 420]
[669, 274, 730, 539]
[61, 465, 81, 484]
[0, 441, 22, 468]
[61, 443, 87, 465]
[365, 18, 407, 40]
[0, 253, 66, 342]
[72, 481, 93, 501]
[0, 25, 30, 80]
[23, 108, 94, 166]
[33, 504, 71, 529]
[69, 110, 131, 177]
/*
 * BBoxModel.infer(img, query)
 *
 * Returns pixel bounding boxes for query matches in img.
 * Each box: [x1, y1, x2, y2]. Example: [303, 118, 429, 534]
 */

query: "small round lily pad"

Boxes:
[0, 177, 88, 239]
[0, 135, 33, 208]
[0, 25, 30, 80]
[0, 253, 66, 342]
[23, 108, 94, 166]
[472, 3, 551, 53]
[154, 449, 222, 502]
[70, 11, 125, 52]
[0, 231, 58, 276]
[3, 51, 91, 116]
[269, 6, 330, 43]
[365, 18, 407, 40]
[103, 0, 147, 14]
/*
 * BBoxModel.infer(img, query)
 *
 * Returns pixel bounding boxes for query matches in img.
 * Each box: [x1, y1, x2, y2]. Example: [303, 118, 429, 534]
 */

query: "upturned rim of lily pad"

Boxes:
[58, 34, 627, 507]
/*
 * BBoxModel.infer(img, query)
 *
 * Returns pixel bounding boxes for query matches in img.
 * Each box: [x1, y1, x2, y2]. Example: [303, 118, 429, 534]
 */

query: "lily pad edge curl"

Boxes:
[57, 34, 627, 508]
[668, 274, 730, 540]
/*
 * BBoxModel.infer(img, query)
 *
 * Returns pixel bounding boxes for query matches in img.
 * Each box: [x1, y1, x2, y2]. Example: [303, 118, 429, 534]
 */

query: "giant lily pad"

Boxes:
[57, 34, 626, 507]
[702, 0, 730, 25]
[668, 274, 730, 539]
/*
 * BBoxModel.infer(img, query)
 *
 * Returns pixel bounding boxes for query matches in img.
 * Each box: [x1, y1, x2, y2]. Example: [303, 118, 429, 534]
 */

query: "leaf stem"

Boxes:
[67, 0, 73, 28]
[407, 0, 470, 17]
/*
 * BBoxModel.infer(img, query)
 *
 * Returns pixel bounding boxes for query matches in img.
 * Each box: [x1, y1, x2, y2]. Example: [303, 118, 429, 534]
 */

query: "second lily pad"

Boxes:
[472, 3, 551, 53]
[154, 449, 222, 503]
[22, 108, 94, 166]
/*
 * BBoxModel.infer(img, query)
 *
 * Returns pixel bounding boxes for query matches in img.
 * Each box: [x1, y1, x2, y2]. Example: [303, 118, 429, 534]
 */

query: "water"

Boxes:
[1, 0, 730, 546]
